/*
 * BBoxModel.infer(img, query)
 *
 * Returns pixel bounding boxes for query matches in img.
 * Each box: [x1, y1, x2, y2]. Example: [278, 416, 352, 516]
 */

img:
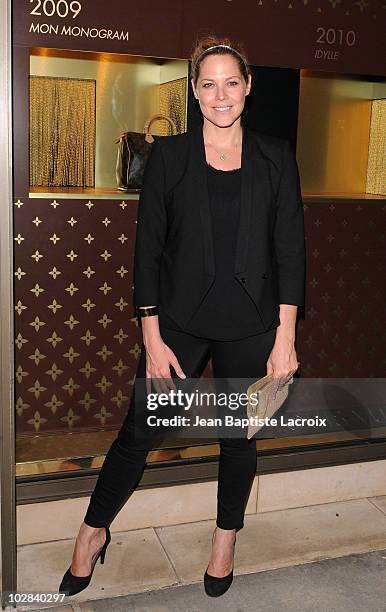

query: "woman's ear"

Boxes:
[245, 74, 252, 96]
[191, 77, 198, 100]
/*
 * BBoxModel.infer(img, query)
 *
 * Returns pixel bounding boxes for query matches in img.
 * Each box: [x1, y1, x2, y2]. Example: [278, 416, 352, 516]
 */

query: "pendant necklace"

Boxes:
[207, 140, 241, 161]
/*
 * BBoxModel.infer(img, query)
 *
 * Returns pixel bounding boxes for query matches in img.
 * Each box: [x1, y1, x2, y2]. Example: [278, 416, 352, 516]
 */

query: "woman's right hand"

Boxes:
[144, 336, 186, 395]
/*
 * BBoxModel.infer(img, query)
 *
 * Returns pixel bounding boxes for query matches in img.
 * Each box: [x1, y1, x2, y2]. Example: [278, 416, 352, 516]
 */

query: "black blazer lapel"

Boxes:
[234, 122, 253, 276]
[190, 122, 215, 276]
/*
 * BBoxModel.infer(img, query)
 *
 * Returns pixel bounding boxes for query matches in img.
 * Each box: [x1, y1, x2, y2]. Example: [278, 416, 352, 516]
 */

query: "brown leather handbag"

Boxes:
[115, 114, 177, 192]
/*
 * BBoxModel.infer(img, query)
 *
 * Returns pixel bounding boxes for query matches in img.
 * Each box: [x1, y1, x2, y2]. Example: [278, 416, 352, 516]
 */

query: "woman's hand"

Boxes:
[266, 336, 299, 380]
[267, 304, 299, 380]
[266, 325, 300, 398]
[144, 336, 186, 396]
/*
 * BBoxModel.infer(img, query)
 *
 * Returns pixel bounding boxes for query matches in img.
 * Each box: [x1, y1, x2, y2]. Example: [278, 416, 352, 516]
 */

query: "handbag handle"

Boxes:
[143, 114, 177, 136]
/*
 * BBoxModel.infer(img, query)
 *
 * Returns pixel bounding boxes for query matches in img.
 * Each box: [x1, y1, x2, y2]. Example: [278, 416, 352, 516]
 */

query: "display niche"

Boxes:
[29, 47, 189, 199]
[298, 69, 386, 200]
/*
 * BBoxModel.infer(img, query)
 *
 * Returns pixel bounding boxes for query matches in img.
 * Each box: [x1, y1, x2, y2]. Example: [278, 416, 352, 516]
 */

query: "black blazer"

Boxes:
[133, 120, 306, 330]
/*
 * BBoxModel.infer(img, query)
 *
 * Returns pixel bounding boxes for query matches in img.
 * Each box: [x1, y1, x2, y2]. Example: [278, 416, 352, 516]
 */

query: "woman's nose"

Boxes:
[215, 87, 226, 100]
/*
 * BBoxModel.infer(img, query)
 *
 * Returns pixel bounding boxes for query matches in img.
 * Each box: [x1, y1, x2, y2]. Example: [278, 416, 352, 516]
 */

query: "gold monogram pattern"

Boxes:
[14, 198, 141, 433]
[299, 201, 386, 377]
[14, 197, 386, 433]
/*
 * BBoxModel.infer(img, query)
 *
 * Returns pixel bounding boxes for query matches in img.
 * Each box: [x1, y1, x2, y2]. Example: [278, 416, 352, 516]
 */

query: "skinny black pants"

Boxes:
[84, 325, 277, 532]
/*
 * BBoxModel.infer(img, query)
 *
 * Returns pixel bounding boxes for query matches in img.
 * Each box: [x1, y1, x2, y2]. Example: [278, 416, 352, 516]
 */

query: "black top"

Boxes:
[159, 162, 274, 340]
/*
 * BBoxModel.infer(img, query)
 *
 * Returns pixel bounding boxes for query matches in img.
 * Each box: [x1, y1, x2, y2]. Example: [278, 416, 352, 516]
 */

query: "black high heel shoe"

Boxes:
[59, 526, 111, 596]
[204, 528, 236, 597]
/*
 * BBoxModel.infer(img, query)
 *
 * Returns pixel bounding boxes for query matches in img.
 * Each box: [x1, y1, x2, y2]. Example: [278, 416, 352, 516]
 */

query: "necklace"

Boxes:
[206, 140, 241, 161]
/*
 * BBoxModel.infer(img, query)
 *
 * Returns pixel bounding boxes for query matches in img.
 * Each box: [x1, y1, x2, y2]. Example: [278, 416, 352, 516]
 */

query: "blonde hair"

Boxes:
[191, 34, 251, 85]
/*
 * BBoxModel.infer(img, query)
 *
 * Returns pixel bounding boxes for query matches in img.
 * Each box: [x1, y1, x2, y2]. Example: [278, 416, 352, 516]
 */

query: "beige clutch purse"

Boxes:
[246, 373, 294, 439]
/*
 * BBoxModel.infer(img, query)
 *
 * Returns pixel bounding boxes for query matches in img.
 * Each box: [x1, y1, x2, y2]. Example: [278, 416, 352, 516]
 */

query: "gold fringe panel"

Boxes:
[29, 76, 96, 188]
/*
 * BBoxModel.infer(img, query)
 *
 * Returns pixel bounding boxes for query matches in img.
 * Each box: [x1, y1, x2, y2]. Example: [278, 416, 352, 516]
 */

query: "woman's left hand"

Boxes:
[266, 333, 299, 394]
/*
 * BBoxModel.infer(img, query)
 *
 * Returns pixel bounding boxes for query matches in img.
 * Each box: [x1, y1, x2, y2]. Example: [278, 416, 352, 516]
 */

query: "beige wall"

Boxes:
[30, 52, 188, 188]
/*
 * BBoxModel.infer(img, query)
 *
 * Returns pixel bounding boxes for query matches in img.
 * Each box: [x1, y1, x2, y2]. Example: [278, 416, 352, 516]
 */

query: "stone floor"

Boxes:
[29, 547, 386, 612]
[12, 494, 386, 611]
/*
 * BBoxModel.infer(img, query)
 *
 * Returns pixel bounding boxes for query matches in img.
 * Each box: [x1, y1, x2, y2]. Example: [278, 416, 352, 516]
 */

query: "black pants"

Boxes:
[84, 325, 277, 532]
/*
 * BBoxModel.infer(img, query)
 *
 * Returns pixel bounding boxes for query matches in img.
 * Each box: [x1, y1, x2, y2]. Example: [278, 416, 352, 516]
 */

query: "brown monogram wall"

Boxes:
[14, 197, 140, 434]
[13, 0, 385, 76]
[299, 200, 385, 378]
[12, 0, 385, 436]
[14, 197, 385, 435]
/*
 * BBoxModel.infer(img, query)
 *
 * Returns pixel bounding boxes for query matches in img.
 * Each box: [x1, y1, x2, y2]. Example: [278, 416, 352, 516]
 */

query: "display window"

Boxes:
[14, 49, 386, 480]
[2, 0, 384, 603]
[28, 47, 189, 199]
[6, 3, 386, 486]
[298, 70, 385, 199]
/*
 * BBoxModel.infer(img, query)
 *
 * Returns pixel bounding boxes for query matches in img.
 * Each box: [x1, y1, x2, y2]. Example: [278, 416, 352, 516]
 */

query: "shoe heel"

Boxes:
[59, 525, 111, 596]
[100, 526, 111, 564]
[204, 529, 236, 597]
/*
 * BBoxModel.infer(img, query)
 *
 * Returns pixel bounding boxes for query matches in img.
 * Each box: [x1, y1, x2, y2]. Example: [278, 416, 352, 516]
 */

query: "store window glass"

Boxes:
[15, 51, 386, 480]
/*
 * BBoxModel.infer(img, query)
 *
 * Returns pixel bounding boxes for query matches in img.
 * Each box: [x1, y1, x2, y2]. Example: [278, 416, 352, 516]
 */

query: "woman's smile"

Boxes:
[213, 106, 232, 111]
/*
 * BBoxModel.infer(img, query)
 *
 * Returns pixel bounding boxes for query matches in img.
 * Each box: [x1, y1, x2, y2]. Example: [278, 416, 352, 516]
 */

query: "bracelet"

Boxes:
[136, 306, 159, 317]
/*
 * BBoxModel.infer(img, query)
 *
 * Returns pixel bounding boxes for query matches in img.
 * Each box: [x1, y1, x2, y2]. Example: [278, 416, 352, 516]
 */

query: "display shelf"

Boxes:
[303, 192, 385, 202]
[29, 187, 139, 200]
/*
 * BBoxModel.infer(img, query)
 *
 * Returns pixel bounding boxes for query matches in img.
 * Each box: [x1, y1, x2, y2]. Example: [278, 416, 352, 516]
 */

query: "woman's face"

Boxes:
[191, 53, 251, 128]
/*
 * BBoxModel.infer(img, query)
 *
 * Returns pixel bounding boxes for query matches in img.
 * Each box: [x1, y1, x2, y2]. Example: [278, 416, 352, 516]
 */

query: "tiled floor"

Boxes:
[14, 495, 386, 611]
[27, 547, 386, 612]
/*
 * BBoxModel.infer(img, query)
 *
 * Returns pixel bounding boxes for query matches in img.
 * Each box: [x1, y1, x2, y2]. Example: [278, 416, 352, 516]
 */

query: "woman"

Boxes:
[59, 35, 305, 598]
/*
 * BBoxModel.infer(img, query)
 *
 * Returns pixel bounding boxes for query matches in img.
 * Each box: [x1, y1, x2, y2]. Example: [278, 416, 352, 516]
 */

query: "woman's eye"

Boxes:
[201, 81, 239, 88]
